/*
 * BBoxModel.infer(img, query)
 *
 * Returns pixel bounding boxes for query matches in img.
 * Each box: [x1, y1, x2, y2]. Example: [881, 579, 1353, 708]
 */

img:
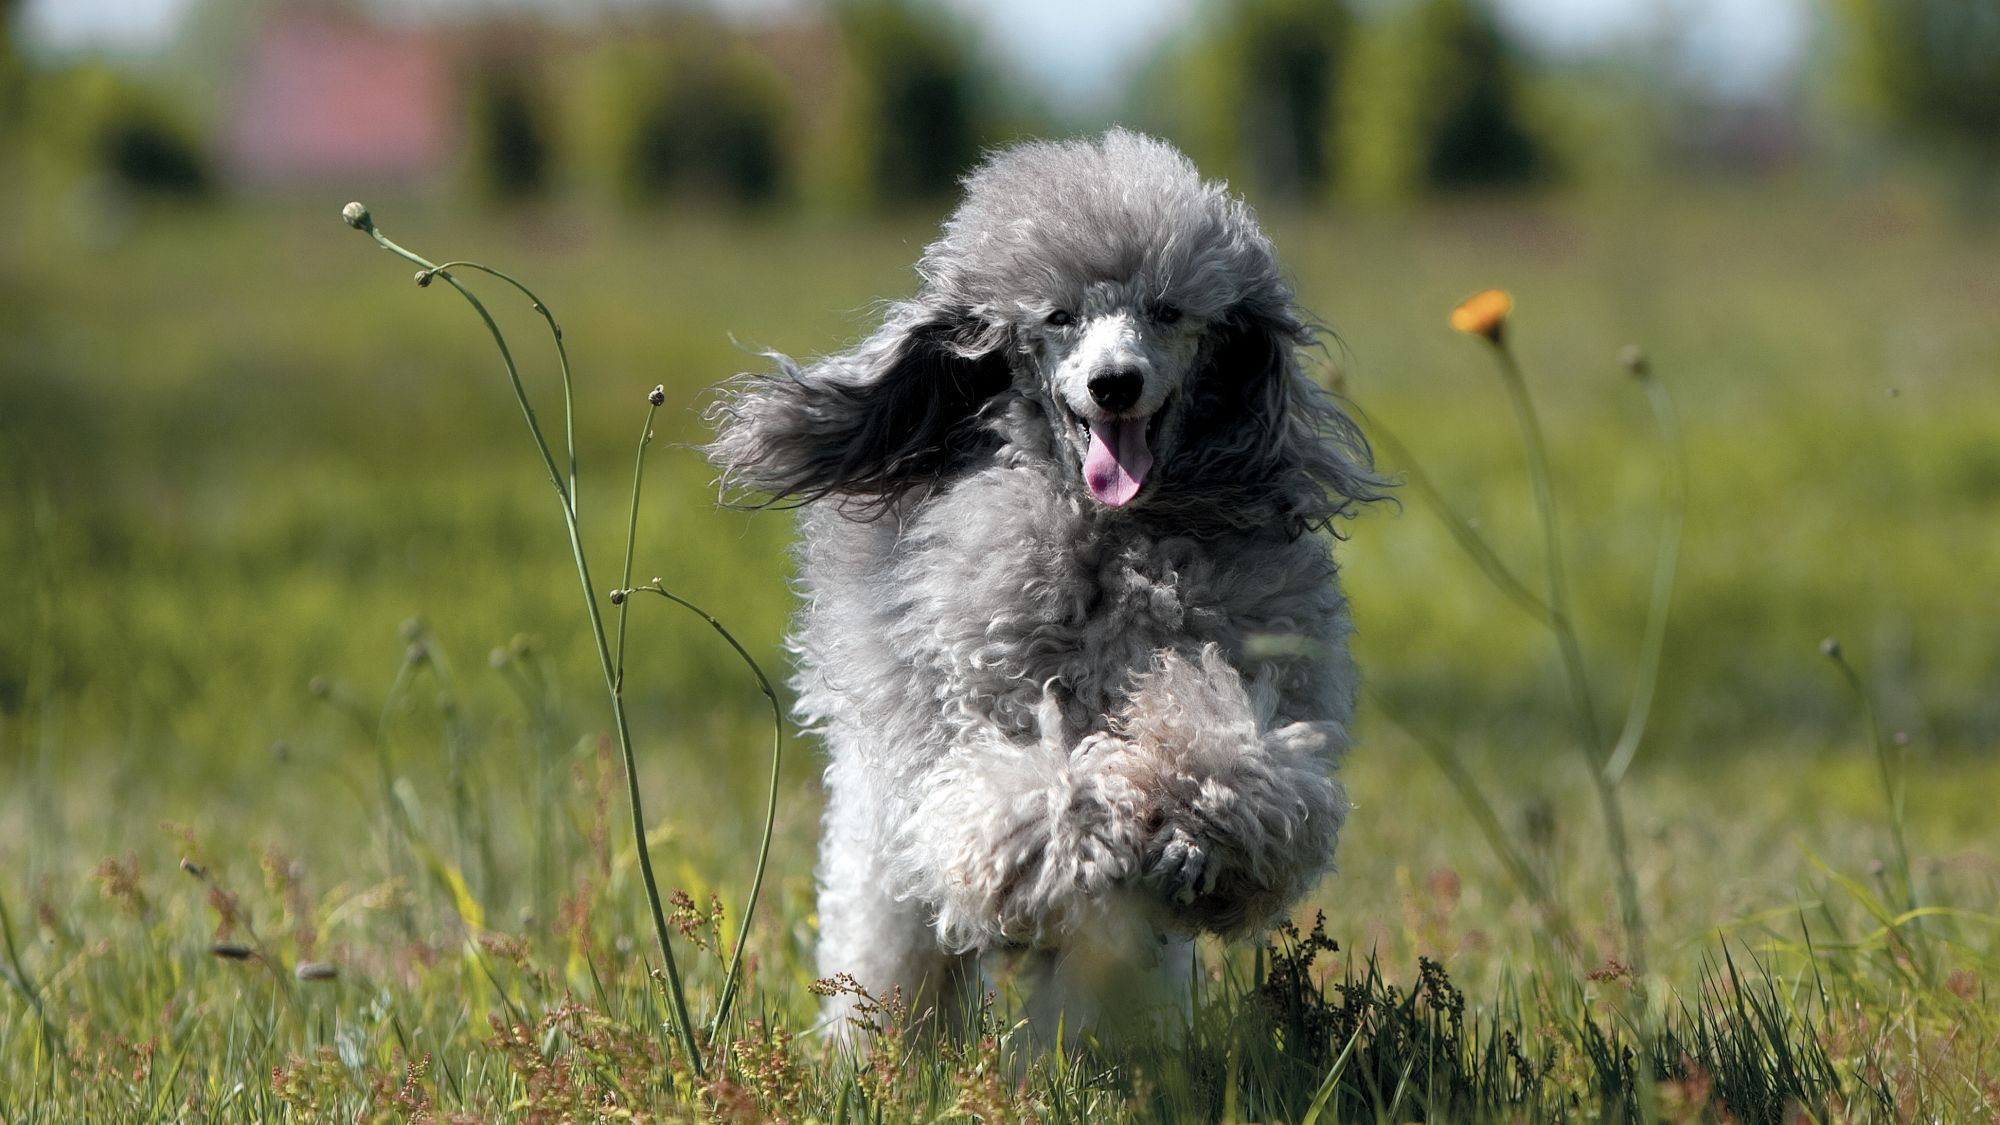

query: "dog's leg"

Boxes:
[901, 697, 1151, 954]
[993, 918, 1195, 1048]
[816, 764, 977, 1047]
[1099, 645, 1349, 938]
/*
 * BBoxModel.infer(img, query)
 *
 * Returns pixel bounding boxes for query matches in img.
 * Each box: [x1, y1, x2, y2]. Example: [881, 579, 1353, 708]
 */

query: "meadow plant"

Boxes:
[1358, 289, 1687, 983]
[180, 213, 1962, 1120]
[339, 201, 784, 1080]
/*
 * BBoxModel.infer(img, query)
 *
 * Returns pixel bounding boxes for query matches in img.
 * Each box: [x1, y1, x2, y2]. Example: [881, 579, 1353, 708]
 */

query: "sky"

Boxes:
[19, 0, 1812, 106]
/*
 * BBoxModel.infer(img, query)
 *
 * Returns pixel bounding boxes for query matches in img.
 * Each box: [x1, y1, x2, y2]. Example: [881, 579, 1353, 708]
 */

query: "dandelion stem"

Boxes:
[1604, 369, 1686, 786]
[347, 211, 705, 1078]
[1487, 339, 1648, 979]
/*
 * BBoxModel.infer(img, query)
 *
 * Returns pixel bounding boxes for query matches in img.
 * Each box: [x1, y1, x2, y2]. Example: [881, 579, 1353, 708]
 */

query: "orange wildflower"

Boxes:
[1450, 289, 1513, 343]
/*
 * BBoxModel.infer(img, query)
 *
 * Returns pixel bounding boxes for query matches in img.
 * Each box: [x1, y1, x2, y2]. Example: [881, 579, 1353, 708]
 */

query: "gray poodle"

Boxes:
[707, 129, 1382, 1039]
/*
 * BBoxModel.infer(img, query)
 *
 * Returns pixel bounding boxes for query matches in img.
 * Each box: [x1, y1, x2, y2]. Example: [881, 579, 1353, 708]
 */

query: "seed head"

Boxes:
[414, 270, 434, 288]
[489, 647, 509, 669]
[406, 642, 428, 666]
[648, 384, 666, 407]
[1819, 637, 1842, 659]
[1450, 289, 1513, 344]
[608, 589, 627, 606]
[308, 676, 331, 698]
[399, 616, 424, 642]
[1616, 345, 1650, 379]
[340, 201, 373, 232]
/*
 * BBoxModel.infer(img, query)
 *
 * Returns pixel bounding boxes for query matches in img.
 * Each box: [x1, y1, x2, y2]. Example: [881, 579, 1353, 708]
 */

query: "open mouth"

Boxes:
[1062, 401, 1166, 508]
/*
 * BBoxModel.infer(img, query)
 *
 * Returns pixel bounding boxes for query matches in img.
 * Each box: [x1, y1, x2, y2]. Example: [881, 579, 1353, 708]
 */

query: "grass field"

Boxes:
[2, 178, 1998, 1120]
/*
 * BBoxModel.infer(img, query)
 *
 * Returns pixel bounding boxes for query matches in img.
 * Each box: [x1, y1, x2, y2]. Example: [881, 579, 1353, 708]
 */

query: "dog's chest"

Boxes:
[894, 507, 1282, 740]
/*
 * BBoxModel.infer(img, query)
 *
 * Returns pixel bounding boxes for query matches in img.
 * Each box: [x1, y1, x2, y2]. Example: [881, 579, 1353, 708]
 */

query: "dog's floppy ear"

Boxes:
[1174, 302, 1387, 535]
[706, 301, 1014, 511]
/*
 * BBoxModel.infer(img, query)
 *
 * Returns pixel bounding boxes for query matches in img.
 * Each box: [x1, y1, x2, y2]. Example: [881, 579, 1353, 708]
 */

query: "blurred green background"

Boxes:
[2, 0, 1996, 920]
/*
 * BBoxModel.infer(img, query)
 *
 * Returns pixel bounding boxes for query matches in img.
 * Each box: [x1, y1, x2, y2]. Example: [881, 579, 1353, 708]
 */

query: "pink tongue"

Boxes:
[1083, 416, 1153, 507]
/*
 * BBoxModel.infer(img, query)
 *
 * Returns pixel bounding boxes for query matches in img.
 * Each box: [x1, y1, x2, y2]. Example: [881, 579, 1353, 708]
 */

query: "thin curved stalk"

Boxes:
[345, 209, 704, 1077]
[430, 260, 578, 514]
[1603, 372, 1687, 785]
[623, 583, 784, 1049]
[1486, 340, 1648, 978]
[1367, 690, 1579, 955]
[1824, 646, 1915, 916]
[613, 402, 658, 682]
[1363, 415, 1553, 625]
[0, 885, 64, 1054]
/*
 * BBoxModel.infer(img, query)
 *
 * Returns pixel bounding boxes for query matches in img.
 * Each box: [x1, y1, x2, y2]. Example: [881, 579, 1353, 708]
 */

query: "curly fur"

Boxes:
[706, 130, 1383, 1040]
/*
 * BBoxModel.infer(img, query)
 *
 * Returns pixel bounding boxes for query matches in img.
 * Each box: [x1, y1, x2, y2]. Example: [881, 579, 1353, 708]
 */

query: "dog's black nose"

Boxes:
[1088, 367, 1144, 413]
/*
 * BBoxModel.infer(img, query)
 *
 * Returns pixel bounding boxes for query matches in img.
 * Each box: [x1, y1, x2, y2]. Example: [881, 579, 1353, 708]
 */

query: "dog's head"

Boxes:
[709, 129, 1384, 532]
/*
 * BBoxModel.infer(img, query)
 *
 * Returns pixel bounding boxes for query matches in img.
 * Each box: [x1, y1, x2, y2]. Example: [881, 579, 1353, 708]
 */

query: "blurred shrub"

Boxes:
[561, 29, 792, 209]
[0, 0, 23, 138]
[465, 62, 553, 202]
[1173, 0, 1353, 199]
[1341, 0, 1546, 199]
[1833, 0, 2000, 171]
[22, 63, 212, 200]
[626, 46, 790, 206]
[100, 115, 211, 197]
[827, 0, 987, 204]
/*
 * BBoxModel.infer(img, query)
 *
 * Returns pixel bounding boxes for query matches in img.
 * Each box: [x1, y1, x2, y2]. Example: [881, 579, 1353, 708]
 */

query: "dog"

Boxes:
[707, 129, 1382, 1041]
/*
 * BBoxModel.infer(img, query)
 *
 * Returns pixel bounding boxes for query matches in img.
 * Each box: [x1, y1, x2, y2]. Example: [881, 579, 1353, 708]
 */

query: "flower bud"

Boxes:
[340, 202, 373, 232]
[648, 385, 666, 407]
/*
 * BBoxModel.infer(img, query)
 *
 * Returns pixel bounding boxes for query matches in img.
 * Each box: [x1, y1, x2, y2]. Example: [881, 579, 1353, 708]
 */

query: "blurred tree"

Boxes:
[101, 115, 211, 197]
[0, 0, 23, 136]
[1834, 0, 2000, 170]
[34, 64, 216, 200]
[624, 43, 790, 206]
[466, 63, 553, 202]
[830, 0, 986, 203]
[1185, 0, 1353, 199]
[1342, 0, 1545, 199]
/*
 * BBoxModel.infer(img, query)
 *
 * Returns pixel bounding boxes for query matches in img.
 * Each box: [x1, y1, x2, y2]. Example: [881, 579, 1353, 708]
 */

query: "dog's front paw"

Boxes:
[1145, 821, 1219, 906]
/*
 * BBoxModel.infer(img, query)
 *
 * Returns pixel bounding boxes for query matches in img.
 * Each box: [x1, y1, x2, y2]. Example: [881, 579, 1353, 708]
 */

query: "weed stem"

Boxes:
[1604, 370, 1686, 785]
[346, 210, 705, 1077]
[1488, 339, 1648, 979]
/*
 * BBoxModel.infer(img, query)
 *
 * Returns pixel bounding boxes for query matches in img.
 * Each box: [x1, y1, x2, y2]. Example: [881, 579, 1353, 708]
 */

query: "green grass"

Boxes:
[2, 179, 1998, 1120]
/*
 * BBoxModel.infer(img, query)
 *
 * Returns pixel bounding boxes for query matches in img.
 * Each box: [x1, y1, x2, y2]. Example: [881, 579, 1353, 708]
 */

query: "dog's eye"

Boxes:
[1154, 304, 1182, 325]
[1046, 309, 1074, 328]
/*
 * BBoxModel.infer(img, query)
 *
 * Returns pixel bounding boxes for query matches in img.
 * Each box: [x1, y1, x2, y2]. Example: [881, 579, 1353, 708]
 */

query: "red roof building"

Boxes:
[221, 6, 458, 188]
